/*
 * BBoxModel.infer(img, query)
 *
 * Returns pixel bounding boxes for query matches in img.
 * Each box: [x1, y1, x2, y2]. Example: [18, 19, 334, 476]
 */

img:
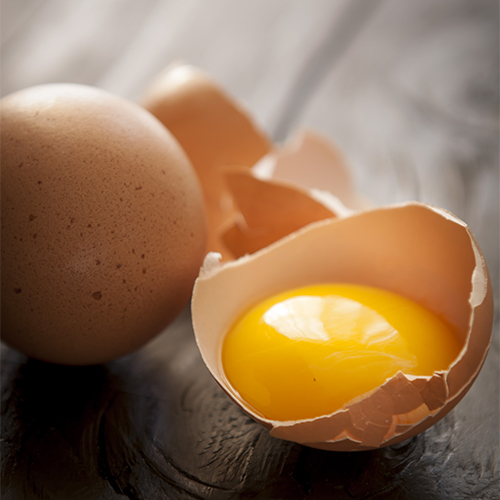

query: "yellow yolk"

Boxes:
[222, 283, 462, 422]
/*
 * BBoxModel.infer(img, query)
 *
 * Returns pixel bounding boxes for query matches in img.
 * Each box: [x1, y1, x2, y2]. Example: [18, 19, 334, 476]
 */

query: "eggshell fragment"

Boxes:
[192, 202, 493, 451]
[140, 63, 272, 260]
[220, 167, 339, 259]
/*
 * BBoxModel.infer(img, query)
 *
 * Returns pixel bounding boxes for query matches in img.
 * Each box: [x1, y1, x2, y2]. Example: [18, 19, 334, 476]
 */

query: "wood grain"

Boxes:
[1, 0, 498, 498]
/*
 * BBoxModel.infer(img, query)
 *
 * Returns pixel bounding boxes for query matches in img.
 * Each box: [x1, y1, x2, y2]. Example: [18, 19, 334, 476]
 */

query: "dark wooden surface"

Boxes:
[1, 1, 499, 498]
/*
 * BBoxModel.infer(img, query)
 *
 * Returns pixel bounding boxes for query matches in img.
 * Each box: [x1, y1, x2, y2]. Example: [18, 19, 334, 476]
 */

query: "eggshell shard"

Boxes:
[192, 202, 493, 451]
[139, 63, 272, 260]
[1, 83, 207, 365]
[220, 167, 338, 259]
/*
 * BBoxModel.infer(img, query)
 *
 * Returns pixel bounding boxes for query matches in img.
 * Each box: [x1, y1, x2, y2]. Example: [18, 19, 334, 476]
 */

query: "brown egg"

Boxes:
[1, 83, 207, 365]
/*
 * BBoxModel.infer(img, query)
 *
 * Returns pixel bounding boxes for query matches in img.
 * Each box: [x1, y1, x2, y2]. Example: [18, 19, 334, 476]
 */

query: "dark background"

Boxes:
[1, 1, 499, 498]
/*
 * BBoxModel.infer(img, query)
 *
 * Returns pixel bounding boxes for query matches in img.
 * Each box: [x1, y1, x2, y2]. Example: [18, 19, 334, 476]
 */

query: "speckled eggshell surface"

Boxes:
[1, 83, 207, 365]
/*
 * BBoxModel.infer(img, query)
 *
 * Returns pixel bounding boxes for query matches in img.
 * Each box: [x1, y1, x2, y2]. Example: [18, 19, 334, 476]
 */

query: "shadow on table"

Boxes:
[0, 313, 478, 500]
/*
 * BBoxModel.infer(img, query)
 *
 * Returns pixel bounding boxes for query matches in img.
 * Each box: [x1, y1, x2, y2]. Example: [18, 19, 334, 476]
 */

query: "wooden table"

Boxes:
[2, 1, 499, 498]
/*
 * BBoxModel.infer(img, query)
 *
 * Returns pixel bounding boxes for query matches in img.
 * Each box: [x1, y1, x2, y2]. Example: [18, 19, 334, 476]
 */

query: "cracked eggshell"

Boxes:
[192, 202, 493, 451]
[1, 83, 207, 365]
[140, 63, 272, 260]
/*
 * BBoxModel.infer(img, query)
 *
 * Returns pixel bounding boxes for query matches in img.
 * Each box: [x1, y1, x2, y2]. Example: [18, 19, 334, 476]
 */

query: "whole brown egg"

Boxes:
[1, 83, 207, 365]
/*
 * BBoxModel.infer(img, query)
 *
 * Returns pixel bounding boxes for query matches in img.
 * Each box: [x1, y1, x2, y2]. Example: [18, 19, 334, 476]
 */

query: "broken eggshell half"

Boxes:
[139, 62, 271, 260]
[191, 202, 493, 451]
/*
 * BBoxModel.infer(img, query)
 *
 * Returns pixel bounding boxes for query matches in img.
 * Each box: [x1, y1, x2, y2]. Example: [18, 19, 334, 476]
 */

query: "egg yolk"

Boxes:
[222, 283, 462, 421]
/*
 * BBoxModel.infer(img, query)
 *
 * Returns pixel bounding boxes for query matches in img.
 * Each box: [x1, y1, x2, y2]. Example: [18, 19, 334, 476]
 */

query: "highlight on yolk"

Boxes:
[221, 283, 463, 422]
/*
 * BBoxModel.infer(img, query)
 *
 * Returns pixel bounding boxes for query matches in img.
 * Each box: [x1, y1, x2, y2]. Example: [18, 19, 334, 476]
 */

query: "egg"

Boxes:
[192, 203, 493, 450]
[1, 83, 207, 365]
